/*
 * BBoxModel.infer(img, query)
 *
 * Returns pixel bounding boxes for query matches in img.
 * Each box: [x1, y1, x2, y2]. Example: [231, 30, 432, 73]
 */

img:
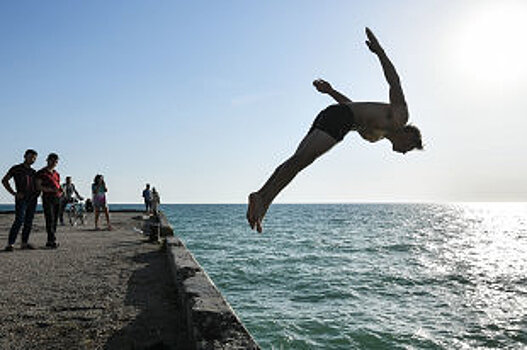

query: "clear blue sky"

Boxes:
[1, 0, 526, 203]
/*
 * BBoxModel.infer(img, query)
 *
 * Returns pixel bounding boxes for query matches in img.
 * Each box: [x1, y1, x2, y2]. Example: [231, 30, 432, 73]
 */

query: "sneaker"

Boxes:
[45, 242, 59, 249]
[21, 243, 36, 250]
[4, 245, 14, 252]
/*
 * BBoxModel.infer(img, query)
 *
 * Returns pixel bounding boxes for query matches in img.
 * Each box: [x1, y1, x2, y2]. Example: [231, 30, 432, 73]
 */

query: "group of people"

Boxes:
[2, 149, 112, 251]
[4, 29, 423, 242]
[142, 184, 161, 214]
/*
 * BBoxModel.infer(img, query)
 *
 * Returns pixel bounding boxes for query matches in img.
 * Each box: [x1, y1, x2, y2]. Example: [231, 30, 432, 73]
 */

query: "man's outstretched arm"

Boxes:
[313, 79, 352, 104]
[73, 184, 83, 200]
[365, 28, 408, 125]
[2, 172, 16, 197]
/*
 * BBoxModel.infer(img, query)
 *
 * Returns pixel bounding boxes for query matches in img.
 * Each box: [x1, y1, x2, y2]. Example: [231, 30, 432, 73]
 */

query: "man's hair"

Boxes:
[47, 153, 59, 162]
[403, 124, 423, 152]
[24, 149, 38, 157]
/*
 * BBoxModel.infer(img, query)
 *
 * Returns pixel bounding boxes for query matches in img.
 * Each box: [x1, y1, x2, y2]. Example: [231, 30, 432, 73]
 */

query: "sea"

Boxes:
[164, 203, 527, 350]
[2, 203, 526, 349]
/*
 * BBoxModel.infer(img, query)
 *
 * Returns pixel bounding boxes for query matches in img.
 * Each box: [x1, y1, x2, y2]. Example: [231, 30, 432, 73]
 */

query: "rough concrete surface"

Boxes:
[166, 237, 261, 350]
[0, 211, 182, 350]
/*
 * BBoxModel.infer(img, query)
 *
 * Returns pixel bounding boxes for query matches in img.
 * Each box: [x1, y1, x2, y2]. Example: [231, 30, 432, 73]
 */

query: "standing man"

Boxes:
[2, 149, 39, 251]
[142, 184, 152, 214]
[59, 176, 83, 225]
[36, 153, 62, 248]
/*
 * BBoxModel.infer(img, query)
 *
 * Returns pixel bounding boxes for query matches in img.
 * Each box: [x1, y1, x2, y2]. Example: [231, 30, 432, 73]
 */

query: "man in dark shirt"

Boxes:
[142, 184, 152, 214]
[2, 149, 39, 251]
[36, 153, 62, 249]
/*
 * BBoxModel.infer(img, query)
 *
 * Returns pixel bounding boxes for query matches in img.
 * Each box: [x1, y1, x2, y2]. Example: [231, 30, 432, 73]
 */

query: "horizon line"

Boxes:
[1, 201, 527, 205]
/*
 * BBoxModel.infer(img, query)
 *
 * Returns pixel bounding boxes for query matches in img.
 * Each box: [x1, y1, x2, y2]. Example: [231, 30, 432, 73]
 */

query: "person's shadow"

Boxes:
[103, 248, 184, 349]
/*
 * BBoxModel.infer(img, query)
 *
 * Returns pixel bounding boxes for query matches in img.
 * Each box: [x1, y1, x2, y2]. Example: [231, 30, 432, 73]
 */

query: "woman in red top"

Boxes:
[36, 153, 62, 248]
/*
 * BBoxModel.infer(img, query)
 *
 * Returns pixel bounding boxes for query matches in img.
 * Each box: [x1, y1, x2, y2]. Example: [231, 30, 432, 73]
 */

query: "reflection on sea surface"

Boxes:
[164, 203, 527, 349]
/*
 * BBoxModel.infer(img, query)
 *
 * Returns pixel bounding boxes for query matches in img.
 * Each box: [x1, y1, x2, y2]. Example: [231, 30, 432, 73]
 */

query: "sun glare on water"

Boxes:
[448, 1, 527, 87]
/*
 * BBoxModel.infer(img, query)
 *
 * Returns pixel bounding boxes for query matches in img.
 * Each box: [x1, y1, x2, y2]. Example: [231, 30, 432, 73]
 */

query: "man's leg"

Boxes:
[21, 196, 38, 245]
[50, 197, 60, 243]
[247, 129, 338, 232]
[42, 196, 54, 244]
[7, 199, 27, 246]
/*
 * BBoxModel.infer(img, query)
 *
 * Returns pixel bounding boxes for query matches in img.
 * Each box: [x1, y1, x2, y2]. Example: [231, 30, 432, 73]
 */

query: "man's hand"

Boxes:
[314, 79, 352, 104]
[15, 192, 25, 200]
[313, 79, 333, 94]
[365, 27, 383, 54]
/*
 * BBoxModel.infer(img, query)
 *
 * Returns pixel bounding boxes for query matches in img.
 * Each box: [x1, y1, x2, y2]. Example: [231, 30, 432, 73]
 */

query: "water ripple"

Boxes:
[165, 203, 527, 349]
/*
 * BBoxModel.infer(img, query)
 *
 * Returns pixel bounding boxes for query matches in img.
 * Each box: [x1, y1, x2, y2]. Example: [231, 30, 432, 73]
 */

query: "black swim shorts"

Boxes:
[308, 104, 356, 142]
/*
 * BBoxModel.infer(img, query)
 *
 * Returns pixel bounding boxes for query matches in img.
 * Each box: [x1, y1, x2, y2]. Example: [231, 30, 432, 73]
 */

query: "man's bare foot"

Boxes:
[247, 192, 266, 233]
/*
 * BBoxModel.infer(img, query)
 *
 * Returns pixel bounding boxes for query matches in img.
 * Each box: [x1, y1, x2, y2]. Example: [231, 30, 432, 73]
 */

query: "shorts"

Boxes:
[308, 104, 356, 142]
[93, 194, 107, 210]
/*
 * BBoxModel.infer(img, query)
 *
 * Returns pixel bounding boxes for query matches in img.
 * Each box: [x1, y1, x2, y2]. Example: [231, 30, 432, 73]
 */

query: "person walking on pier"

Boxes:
[36, 153, 62, 248]
[142, 184, 152, 214]
[92, 174, 112, 231]
[59, 176, 83, 225]
[2, 149, 39, 251]
[247, 28, 423, 233]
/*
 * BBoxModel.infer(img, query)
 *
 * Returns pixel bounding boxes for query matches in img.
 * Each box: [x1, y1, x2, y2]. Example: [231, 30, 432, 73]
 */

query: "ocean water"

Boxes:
[163, 203, 527, 350]
[2, 202, 525, 349]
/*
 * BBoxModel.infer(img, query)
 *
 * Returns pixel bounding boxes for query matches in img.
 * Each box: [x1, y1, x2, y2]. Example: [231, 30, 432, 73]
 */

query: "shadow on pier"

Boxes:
[104, 246, 184, 350]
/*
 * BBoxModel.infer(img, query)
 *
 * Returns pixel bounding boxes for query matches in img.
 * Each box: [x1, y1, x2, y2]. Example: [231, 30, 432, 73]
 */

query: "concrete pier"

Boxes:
[0, 211, 260, 349]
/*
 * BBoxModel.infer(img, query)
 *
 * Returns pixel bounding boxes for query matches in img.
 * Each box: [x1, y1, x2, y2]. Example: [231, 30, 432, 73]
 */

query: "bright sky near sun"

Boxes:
[1, 0, 526, 203]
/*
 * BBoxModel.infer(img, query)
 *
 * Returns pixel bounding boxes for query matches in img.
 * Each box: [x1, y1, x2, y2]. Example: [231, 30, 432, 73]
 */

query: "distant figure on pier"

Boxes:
[247, 28, 423, 233]
[59, 176, 84, 225]
[142, 184, 152, 214]
[36, 153, 62, 248]
[2, 149, 39, 251]
[85, 198, 94, 212]
[151, 187, 161, 214]
[92, 174, 112, 231]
